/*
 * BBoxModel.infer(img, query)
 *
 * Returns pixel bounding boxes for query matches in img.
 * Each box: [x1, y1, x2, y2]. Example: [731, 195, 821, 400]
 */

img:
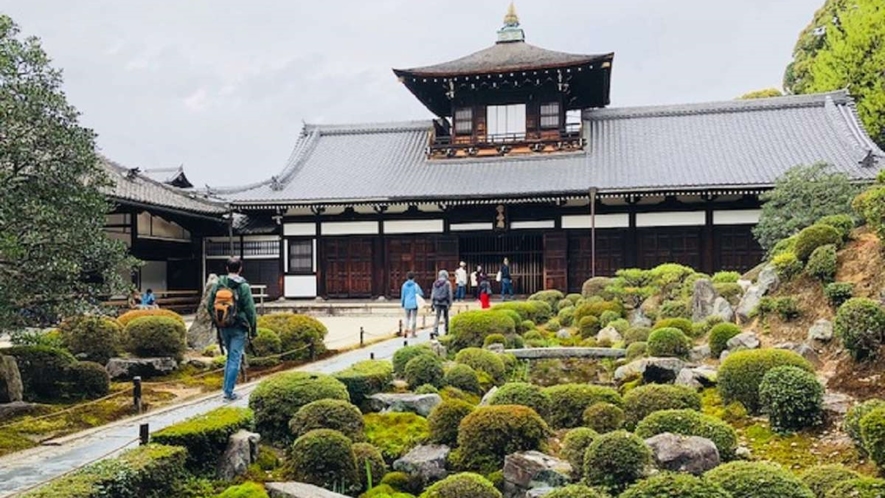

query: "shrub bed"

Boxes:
[455, 405, 550, 472]
[488, 382, 551, 418]
[543, 384, 622, 429]
[152, 406, 254, 473]
[1, 345, 76, 400]
[844, 399, 885, 453]
[405, 354, 445, 388]
[443, 364, 482, 394]
[453, 348, 506, 384]
[582, 402, 625, 433]
[647, 327, 691, 357]
[833, 298, 885, 361]
[257, 313, 327, 360]
[364, 412, 430, 462]
[759, 365, 824, 432]
[634, 409, 738, 460]
[393, 344, 435, 377]
[583, 430, 651, 492]
[623, 384, 701, 429]
[284, 429, 359, 493]
[800, 464, 861, 498]
[806, 244, 837, 282]
[718, 349, 813, 413]
[559, 427, 598, 474]
[58, 315, 125, 364]
[353, 442, 387, 492]
[288, 399, 364, 442]
[448, 311, 516, 352]
[419, 472, 501, 498]
[620, 473, 731, 498]
[793, 224, 841, 261]
[544, 485, 607, 498]
[334, 360, 394, 405]
[428, 399, 475, 447]
[124, 316, 187, 361]
[65, 361, 111, 399]
[117, 308, 185, 328]
[706, 461, 815, 498]
[709, 323, 742, 357]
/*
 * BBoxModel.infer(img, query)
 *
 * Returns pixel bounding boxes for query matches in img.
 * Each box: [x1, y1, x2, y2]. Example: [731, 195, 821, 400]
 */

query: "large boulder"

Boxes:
[689, 345, 711, 362]
[0, 401, 40, 419]
[691, 279, 719, 322]
[266, 482, 349, 498]
[726, 332, 760, 352]
[218, 429, 261, 481]
[675, 367, 718, 390]
[0, 355, 23, 403]
[526, 489, 554, 498]
[628, 308, 653, 328]
[712, 297, 734, 323]
[188, 274, 219, 351]
[774, 342, 821, 367]
[393, 444, 450, 484]
[366, 393, 442, 417]
[596, 326, 623, 344]
[675, 369, 702, 390]
[808, 319, 834, 342]
[735, 286, 764, 324]
[503, 451, 572, 498]
[757, 265, 780, 294]
[106, 357, 178, 380]
[645, 432, 720, 475]
[614, 357, 686, 384]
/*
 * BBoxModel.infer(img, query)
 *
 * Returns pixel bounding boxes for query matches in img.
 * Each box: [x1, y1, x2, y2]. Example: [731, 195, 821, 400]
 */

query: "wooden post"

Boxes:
[139, 423, 149, 446]
[370, 352, 375, 360]
[360, 327, 365, 347]
[133, 376, 142, 414]
[403, 340, 408, 347]
[399, 319, 403, 337]
[590, 187, 598, 278]
[309, 343, 316, 361]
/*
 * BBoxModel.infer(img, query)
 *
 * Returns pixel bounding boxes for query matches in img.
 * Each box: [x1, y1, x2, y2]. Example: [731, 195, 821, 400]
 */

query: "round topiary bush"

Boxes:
[824, 282, 854, 308]
[647, 327, 692, 357]
[405, 354, 445, 389]
[706, 461, 815, 498]
[518, 320, 535, 335]
[58, 315, 125, 364]
[560, 427, 599, 475]
[582, 430, 651, 492]
[578, 316, 600, 339]
[830, 478, 885, 497]
[353, 442, 387, 492]
[718, 349, 814, 413]
[65, 361, 111, 399]
[624, 326, 651, 345]
[653, 318, 693, 337]
[415, 384, 439, 395]
[489, 382, 551, 419]
[623, 384, 701, 429]
[574, 301, 623, 325]
[249, 371, 350, 444]
[773, 251, 803, 280]
[860, 407, 885, 470]
[708, 323, 742, 357]
[257, 314, 328, 360]
[582, 402, 625, 433]
[626, 341, 647, 360]
[443, 364, 482, 395]
[759, 365, 824, 432]
[599, 310, 620, 328]
[454, 348, 506, 384]
[634, 409, 738, 460]
[543, 384, 623, 429]
[217, 482, 269, 498]
[449, 311, 516, 352]
[544, 484, 607, 498]
[428, 399, 475, 447]
[380, 471, 416, 494]
[800, 464, 861, 498]
[620, 472, 731, 498]
[456, 405, 550, 472]
[833, 298, 885, 361]
[419, 472, 501, 498]
[124, 316, 187, 361]
[393, 344, 435, 377]
[1, 345, 76, 401]
[284, 429, 358, 492]
[252, 328, 282, 358]
[844, 399, 885, 453]
[794, 224, 842, 261]
[558, 306, 576, 327]
[289, 399, 365, 442]
[117, 308, 185, 328]
[806, 244, 838, 282]
[528, 290, 566, 310]
[483, 334, 506, 347]
[817, 214, 855, 241]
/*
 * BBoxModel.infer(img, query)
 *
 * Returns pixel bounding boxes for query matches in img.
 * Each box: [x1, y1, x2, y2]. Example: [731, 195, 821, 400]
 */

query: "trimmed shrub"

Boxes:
[831, 478, 885, 497]
[125, 316, 186, 361]
[495, 301, 553, 324]
[252, 328, 282, 358]
[860, 407, 885, 470]
[607, 318, 630, 335]
[806, 244, 838, 282]
[817, 214, 855, 241]
[621, 473, 731, 498]
[284, 429, 358, 492]
[217, 482, 270, 498]
[257, 314, 327, 360]
[444, 364, 482, 394]
[659, 299, 691, 320]
[844, 399, 885, 453]
[825, 282, 854, 308]
[416, 384, 439, 395]
[577, 316, 600, 338]
[405, 354, 445, 388]
[566, 293, 583, 304]
[528, 290, 566, 310]
[429, 399, 475, 446]
[800, 464, 861, 498]
[623, 384, 701, 429]
[714, 282, 743, 304]
[517, 320, 535, 334]
[289, 399, 364, 442]
[449, 311, 516, 352]
[583, 430, 651, 492]
[582, 277, 611, 298]
[58, 315, 124, 364]
[489, 382, 551, 418]
[557, 307, 575, 327]
[709, 323, 742, 357]
[505, 333, 525, 349]
[582, 402, 624, 433]
[653, 318, 693, 336]
[364, 412, 430, 461]
[249, 371, 350, 444]
[712, 271, 741, 283]
[334, 360, 394, 405]
[353, 442, 387, 492]
[419, 473, 501, 498]
[456, 405, 550, 472]
[560, 427, 598, 474]
[706, 461, 815, 498]
[759, 366, 824, 432]
[854, 185, 885, 240]
[647, 327, 691, 358]
[574, 301, 623, 324]
[1, 345, 76, 400]
[771, 235, 798, 258]
[483, 334, 506, 347]
[545, 485, 607, 498]
[152, 407, 254, 473]
[495, 309, 523, 329]
[794, 224, 841, 261]
[558, 299, 574, 311]
[393, 344, 435, 377]
[117, 308, 185, 328]
[718, 349, 813, 413]
[439, 386, 480, 406]
[66, 361, 110, 399]
[635, 409, 738, 460]
[599, 310, 620, 328]
[626, 341, 647, 360]
[772, 252, 803, 280]
[834, 298, 885, 361]
[543, 384, 623, 429]
[454, 348, 505, 384]
[624, 326, 650, 345]
[545, 318, 562, 331]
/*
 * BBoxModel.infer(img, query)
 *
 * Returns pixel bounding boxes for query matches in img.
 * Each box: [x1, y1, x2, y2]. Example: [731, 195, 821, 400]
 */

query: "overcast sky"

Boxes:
[1, 0, 824, 186]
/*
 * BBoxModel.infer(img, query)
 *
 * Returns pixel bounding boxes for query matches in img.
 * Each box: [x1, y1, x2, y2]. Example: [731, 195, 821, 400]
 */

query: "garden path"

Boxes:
[0, 328, 434, 497]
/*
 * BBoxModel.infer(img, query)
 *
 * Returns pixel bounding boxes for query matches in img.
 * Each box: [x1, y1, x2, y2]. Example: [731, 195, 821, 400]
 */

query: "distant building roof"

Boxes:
[142, 165, 194, 189]
[219, 91, 884, 208]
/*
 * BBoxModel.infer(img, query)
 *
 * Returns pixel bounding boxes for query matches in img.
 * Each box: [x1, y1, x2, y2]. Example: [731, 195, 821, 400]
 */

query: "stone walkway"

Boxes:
[0, 329, 433, 497]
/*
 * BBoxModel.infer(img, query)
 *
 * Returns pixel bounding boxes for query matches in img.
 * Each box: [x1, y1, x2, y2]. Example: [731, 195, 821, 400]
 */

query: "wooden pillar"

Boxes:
[589, 188, 597, 278]
[313, 207, 325, 298]
[374, 205, 388, 298]
[703, 195, 716, 274]
[626, 196, 639, 268]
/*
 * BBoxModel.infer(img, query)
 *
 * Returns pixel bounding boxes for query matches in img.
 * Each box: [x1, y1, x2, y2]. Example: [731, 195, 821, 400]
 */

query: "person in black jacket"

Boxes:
[500, 257, 514, 301]
[430, 269, 452, 339]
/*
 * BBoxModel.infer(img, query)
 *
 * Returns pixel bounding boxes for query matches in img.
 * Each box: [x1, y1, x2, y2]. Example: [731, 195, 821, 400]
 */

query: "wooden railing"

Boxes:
[104, 290, 201, 314]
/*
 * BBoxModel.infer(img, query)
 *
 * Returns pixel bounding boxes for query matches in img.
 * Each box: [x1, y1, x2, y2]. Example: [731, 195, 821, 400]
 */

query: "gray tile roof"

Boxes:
[221, 91, 884, 207]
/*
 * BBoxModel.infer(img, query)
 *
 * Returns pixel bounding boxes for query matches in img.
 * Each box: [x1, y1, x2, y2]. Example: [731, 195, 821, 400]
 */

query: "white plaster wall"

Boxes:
[383, 219, 444, 234]
[450, 222, 493, 232]
[284, 275, 317, 298]
[510, 220, 555, 230]
[636, 211, 705, 227]
[283, 223, 316, 236]
[713, 210, 762, 225]
[321, 221, 379, 235]
[562, 213, 629, 229]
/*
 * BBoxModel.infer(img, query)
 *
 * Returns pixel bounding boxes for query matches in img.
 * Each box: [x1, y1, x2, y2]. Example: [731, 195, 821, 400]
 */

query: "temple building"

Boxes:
[213, 6, 884, 300]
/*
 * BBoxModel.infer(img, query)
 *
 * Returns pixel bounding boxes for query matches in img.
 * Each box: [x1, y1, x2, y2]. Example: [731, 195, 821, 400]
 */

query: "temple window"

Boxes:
[487, 104, 526, 140]
[454, 107, 473, 135]
[540, 102, 561, 129]
[288, 239, 313, 273]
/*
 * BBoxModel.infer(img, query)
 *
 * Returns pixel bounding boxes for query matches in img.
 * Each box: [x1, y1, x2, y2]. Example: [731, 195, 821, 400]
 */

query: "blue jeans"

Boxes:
[501, 278, 514, 300]
[455, 285, 466, 301]
[221, 327, 247, 398]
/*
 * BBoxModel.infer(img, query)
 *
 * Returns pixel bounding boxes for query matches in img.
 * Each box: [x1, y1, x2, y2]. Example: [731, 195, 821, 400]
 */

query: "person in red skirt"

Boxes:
[479, 279, 492, 309]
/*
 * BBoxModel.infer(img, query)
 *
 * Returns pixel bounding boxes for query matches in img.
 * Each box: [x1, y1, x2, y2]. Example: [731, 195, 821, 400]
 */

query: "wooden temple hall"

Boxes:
[202, 5, 883, 300]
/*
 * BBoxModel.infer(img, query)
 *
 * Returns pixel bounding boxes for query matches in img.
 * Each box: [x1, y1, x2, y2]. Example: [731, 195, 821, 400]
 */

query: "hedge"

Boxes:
[405, 354, 445, 388]
[257, 313, 327, 360]
[709, 323, 742, 357]
[559, 427, 599, 474]
[582, 402, 625, 433]
[759, 366, 823, 432]
[288, 399, 364, 442]
[844, 399, 885, 453]
[583, 430, 651, 492]
[393, 344, 435, 377]
[0, 345, 76, 401]
[428, 399, 475, 447]
[800, 464, 861, 498]
[634, 409, 738, 460]
[124, 316, 187, 361]
[117, 308, 185, 328]
[543, 384, 623, 429]
[706, 461, 815, 498]
[623, 384, 701, 429]
[284, 429, 359, 493]
[453, 348, 506, 384]
[419, 473, 501, 498]
[59, 315, 125, 364]
[448, 311, 516, 352]
[718, 349, 813, 413]
[489, 382, 551, 419]
[620, 473, 731, 498]
[152, 406, 254, 473]
[833, 298, 885, 361]
[455, 405, 550, 472]
[793, 224, 841, 261]
[647, 327, 691, 358]
[334, 360, 394, 405]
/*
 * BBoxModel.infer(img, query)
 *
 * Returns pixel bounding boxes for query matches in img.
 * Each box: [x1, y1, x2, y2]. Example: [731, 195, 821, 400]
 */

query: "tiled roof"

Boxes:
[221, 91, 884, 207]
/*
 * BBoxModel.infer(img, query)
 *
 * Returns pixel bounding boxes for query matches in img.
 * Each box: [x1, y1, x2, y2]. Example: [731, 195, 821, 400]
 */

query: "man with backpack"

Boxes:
[208, 257, 258, 401]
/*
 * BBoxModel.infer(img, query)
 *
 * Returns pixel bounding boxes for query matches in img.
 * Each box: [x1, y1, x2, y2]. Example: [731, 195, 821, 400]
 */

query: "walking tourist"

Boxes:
[431, 269, 453, 338]
[208, 257, 258, 402]
[400, 271, 424, 338]
[479, 278, 492, 309]
[474, 265, 487, 300]
[454, 262, 468, 301]
[500, 257, 514, 301]
[470, 266, 479, 299]
[140, 288, 157, 308]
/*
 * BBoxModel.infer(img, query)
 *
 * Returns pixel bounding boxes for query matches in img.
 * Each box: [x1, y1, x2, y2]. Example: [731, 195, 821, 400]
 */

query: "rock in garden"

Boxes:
[726, 332, 760, 352]
[0, 401, 40, 419]
[526, 488, 554, 498]
[689, 345, 711, 362]
[480, 386, 498, 406]
[0, 355, 23, 403]
[430, 341, 447, 358]
[642, 357, 687, 384]
[757, 265, 780, 294]
[823, 392, 854, 418]
[712, 297, 734, 322]
[106, 357, 178, 380]
[503, 451, 572, 497]
[367, 393, 442, 417]
[737, 279, 753, 292]
[675, 368, 703, 390]
[808, 319, 834, 342]
[614, 359, 645, 383]
[486, 343, 505, 354]
[393, 444, 450, 483]
[188, 273, 219, 351]
[556, 329, 571, 340]
[628, 308, 653, 328]
[187, 358, 214, 370]
[596, 326, 623, 344]
[735, 286, 764, 324]
[218, 430, 261, 481]
[691, 279, 718, 322]
[735, 447, 752, 460]
[645, 432, 720, 475]
[774, 342, 821, 367]
[691, 366, 718, 386]
[266, 482, 349, 498]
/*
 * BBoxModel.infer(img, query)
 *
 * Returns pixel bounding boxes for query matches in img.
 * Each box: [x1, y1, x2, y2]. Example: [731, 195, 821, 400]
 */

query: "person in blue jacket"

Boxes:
[400, 271, 424, 338]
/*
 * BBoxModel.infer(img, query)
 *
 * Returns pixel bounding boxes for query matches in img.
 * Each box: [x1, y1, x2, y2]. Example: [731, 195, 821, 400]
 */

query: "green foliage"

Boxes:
[439, 386, 480, 406]
[454, 348, 505, 384]
[854, 185, 885, 240]
[582, 402, 625, 433]
[844, 399, 885, 453]
[284, 429, 358, 493]
[428, 399, 475, 447]
[124, 316, 187, 361]
[621, 472, 731, 498]
[860, 407, 885, 470]
[647, 327, 691, 358]
[1, 345, 75, 400]
[709, 323, 742, 357]
[706, 461, 815, 498]
[455, 405, 550, 472]
[334, 360, 394, 405]
[714, 282, 744, 304]
[217, 482, 269, 498]
[794, 224, 842, 261]
[364, 412, 430, 462]
[806, 244, 838, 282]
[527, 290, 565, 310]
[66, 361, 110, 399]
[362, 483, 415, 498]
[393, 345, 435, 377]
[405, 354, 445, 389]
[834, 298, 885, 361]
[817, 214, 855, 241]
[653, 318, 693, 336]
[494, 309, 523, 329]
[443, 364, 481, 394]
[288, 399, 364, 442]
[494, 301, 553, 324]
[251, 328, 282, 359]
[9, 328, 65, 348]
[753, 164, 859, 252]
[624, 326, 650, 345]
[634, 409, 738, 460]
[759, 366, 824, 432]
[560, 427, 599, 473]
[557, 306, 575, 328]
[488, 382, 551, 418]
[800, 464, 861, 498]
[249, 371, 350, 444]
[774, 296, 801, 321]
[824, 282, 854, 307]
[256, 314, 327, 360]
[353, 443, 387, 493]
[598, 310, 620, 328]
[772, 252, 803, 280]
[625, 341, 647, 360]
[152, 407, 254, 473]
[448, 311, 516, 352]
[718, 348, 814, 413]
[577, 316, 600, 338]
[740, 88, 785, 99]
[543, 383, 623, 429]
[830, 478, 885, 497]
[659, 299, 691, 320]
[415, 384, 438, 395]
[623, 384, 701, 429]
[419, 473, 501, 498]
[544, 485, 606, 498]
[117, 309, 186, 328]
[712, 271, 742, 283]
[573, 301, 623, 325]
[582, 277, 611, 298]
[58, 315, 124, 364]
[582, 430, 651, 493]
[482, 334, 506, 347]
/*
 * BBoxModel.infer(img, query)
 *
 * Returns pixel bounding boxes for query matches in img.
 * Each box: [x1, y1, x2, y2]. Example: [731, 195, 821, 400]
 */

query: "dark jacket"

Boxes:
[207, 274, 258, 335]
[431, 270, 453, 307]
[500, 264, 511, 280]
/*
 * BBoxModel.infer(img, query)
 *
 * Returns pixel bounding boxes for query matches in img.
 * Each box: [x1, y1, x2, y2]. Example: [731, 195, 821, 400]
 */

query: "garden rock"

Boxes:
[188, 273, 219, 351]
[614, 359, 645, 382]
[757, 265, 780, 294]
[486, 343, 506, 354]
[393, 444, 450, 483]
[266, 482, 349, 498]
[480, 386, 498, 406]
[642, 357, 687, 384]
[726, 332, 760, 352]
[596, 326, 623, 344]
[645, 432, 720, 475]
[689, 345, 711, 362]
[367, 393, 442, 417]
[503, 451, 572, 498]
[675, 368, 703, 390]
[526, 488, 554, 498]
[823, 392, 854, 418]
[629, 308, 653, 328]
[691, 279, 718, 322]
[187, 358, 214, 370]
[712, 297, 735, 322]
[737, 279, 753, 292]
[735, 286, 764, 323]
[218, 429, 261, 481]
[808, 319, 834, 342]
[0, 400, 40, 419]
[556, 329, 571, 340]
[0, 355, 23, 403]
[774, 342, 821, 367]
[430, 340, 447, 358]
[735, 447, 752, 460]
[691, 366, 718, 386]
[720, 350, 731, 361]
[106, 357, 178, 380]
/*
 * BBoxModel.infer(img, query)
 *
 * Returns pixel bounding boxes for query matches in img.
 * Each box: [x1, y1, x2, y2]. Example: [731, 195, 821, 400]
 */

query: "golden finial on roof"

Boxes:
[503, 2, 519, 26]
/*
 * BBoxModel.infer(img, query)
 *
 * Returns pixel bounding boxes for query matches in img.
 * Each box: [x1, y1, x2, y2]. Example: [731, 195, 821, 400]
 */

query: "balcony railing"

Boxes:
[428, 123, 583, 158]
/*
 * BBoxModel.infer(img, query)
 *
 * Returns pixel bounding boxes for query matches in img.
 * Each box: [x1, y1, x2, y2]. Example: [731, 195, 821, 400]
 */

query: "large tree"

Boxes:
[784, 0, 885, 145]
[0, 15, 134, 330]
